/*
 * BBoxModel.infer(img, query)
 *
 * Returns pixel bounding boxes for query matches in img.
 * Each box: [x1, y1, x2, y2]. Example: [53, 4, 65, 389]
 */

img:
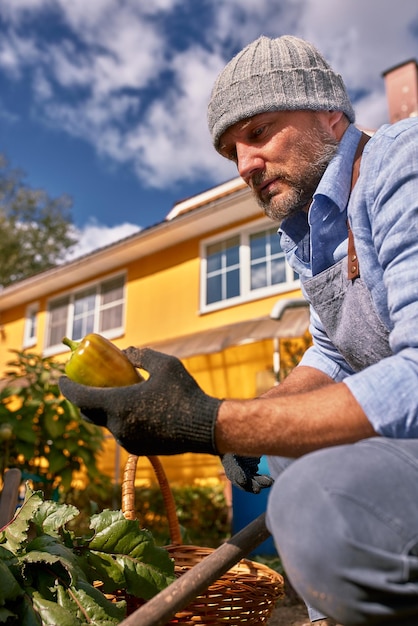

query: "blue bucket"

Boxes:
[231, 456, 277, 556]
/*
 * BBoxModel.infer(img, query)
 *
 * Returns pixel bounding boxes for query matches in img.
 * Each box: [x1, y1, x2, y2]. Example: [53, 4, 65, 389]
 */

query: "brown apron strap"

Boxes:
[347, 132, 371, 280]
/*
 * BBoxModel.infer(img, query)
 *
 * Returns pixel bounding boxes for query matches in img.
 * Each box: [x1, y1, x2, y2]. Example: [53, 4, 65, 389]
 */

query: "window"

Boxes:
[23, 303, 39, 348]
[249, 229, 287, 289]
[201, 223, 298, 311]
[206, 236, 240, 305]
[48, 296, 69, 348]
[45, 274, 125, 352]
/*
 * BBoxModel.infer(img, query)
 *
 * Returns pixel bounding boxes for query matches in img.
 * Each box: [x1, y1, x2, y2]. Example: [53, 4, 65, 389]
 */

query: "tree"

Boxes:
[0, 154, 77, 288]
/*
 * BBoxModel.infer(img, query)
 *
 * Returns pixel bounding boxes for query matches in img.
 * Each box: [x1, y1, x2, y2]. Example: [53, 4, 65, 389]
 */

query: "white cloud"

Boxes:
[210, 0, 303, 49]
[64, 220, 141, 261]
[126, 45, 237, 186]
[0, 0, 417, 195]
[0, 27, 41, 78]
[296, 0, 418, 128]
[354, 92, 390, 132]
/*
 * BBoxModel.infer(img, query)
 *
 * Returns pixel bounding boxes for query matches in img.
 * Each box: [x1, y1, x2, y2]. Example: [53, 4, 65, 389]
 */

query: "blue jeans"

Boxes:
[266, 438, 418, 625]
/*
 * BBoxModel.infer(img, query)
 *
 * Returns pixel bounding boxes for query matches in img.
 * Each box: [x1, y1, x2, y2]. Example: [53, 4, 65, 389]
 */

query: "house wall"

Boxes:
[125, 237, 200, 345]
[1, 303, 28, 369]
[0, 211, 305, 487]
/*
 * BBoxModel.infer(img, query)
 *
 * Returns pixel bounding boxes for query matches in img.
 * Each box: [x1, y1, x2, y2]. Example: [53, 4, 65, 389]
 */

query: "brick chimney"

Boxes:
[382, 59, 418, 123]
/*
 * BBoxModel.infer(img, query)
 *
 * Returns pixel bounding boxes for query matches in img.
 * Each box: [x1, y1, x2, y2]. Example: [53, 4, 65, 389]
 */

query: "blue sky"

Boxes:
[0, 0, 417, 259]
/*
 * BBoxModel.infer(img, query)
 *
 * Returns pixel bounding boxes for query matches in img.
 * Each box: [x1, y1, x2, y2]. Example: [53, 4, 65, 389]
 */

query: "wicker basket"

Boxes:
[121, 454, 284, 625]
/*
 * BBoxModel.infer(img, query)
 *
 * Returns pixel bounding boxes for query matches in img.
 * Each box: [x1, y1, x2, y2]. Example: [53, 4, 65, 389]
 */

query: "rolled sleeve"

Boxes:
[344, 351, 418, 438]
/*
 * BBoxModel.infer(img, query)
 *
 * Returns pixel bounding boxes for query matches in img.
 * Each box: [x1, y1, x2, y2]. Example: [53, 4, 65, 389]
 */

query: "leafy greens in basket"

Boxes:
[0, 485, 175, 625]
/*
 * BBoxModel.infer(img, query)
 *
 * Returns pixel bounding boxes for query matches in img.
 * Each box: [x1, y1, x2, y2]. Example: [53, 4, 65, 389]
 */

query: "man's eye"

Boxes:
[252, 126, 265, 138]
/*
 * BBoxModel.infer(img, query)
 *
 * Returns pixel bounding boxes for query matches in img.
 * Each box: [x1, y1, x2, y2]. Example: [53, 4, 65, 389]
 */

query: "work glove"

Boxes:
[59, 347, 222, 456]
[222, 454, 274, 494]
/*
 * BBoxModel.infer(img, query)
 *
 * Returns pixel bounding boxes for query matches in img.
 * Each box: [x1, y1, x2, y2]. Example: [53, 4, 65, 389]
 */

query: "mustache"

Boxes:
[249, 135, 339, 193]
[250, 169, 290, 190]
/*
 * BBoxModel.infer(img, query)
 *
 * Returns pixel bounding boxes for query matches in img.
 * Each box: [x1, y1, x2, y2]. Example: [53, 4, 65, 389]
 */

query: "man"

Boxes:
[60, 35, 418, 625]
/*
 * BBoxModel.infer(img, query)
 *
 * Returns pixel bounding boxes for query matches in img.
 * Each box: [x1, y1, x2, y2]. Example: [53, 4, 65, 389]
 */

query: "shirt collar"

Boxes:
[279, 124, 363, 247]
[313, 123, 362, 214]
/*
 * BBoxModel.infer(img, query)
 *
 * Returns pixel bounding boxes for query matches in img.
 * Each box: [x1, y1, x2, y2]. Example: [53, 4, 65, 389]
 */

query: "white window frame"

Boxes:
[23, 302, 39, 348]
[44, 272, 127, 356]
[200, 218, 299, 313]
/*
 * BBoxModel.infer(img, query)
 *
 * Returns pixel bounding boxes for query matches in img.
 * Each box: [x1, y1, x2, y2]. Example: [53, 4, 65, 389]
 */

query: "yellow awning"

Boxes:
[146, 307, 310, 359]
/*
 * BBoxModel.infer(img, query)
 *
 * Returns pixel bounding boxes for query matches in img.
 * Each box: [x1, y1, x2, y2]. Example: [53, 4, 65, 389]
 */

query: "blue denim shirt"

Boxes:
[279, 119, 418, 438]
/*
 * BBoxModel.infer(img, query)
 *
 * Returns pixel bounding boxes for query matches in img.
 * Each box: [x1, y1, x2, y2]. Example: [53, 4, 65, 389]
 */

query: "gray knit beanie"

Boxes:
[208, 35, 355, 150]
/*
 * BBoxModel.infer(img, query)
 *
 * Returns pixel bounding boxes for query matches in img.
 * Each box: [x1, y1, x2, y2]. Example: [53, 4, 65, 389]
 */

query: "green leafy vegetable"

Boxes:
[0, 486, 175, 625]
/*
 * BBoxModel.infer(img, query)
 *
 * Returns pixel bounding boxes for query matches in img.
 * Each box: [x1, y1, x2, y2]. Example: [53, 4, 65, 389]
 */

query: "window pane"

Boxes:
[101, 276, 124, 304]
[206, 242, 223, 272]
[99, 276, 124, 332]
[29, 314, 37, 339]
[271, 258, 287, 284]
[72, 288, 96, 340]
[205, 236, 240, 305]
[73, 313, 95, 340]
[74, 292, 95, 316]
[225, 236, 240, 265]
[226, 268, 240, 298]
[100, 304, 123, 332]
[250, 227, 286, 291]
[48, 297, 69, 347]
[26, 309, 37, 340]
[207, 274, 222, 305]
[250, 231, 267, 260]
[270, 231, 282, 255]
[72, 318, 82, 341]
[251, 261, 267, 289]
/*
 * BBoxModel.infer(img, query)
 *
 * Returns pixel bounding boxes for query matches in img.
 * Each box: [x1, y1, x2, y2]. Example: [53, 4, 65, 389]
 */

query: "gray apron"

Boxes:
[302, 133, 392, 372]
[303, 257, 392, 372]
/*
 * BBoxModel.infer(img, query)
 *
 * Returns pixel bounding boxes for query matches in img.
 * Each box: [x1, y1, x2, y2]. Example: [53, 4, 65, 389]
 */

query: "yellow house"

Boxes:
[0, 176, 309, 487]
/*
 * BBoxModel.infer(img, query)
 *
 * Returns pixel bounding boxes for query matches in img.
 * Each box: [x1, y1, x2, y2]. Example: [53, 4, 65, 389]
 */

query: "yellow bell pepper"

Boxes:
[62, 333, 142, 387]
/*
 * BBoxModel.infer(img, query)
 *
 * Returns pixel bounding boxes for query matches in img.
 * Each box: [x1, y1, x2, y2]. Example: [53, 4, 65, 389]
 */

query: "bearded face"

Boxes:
[251, 122, 339, 223]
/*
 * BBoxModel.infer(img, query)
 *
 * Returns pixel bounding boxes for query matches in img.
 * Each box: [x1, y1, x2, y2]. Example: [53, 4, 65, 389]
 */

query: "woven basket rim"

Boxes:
[120, 454, 284, 624]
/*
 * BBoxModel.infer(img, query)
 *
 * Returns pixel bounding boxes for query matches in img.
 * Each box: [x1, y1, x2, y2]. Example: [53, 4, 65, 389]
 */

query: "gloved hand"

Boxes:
[59, 347, 222, 456]
[222, 454, 274, 494]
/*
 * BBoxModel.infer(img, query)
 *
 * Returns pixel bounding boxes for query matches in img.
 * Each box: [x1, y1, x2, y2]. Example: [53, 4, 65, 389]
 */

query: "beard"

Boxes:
[251, 124, 339, 223]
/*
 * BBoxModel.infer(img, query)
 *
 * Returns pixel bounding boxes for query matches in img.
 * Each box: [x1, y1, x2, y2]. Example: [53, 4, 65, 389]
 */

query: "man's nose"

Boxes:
[236, 144, 264, 182]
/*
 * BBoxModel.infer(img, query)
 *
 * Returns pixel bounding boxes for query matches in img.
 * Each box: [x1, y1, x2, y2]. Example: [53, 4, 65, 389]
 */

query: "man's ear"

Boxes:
[328, 110, 349, 140]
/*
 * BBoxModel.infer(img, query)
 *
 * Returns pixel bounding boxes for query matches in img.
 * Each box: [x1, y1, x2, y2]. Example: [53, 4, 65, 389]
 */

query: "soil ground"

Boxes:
[268, 596, 311, 626]
[266, 575, 314, 626]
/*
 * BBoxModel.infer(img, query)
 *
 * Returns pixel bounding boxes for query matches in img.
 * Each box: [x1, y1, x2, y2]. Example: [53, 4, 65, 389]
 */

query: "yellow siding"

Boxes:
[0, 207, 306, 487]
[126, 239, 201, 344]
[1, 303, 28, 370]
[182, 340, 275, 398]
[125, 235, 302, 348]
[97, 438, 223, 488]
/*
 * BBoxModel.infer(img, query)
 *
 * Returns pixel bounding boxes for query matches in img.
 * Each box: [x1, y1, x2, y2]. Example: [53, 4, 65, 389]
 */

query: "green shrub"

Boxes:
[0, 350, 109, 503]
